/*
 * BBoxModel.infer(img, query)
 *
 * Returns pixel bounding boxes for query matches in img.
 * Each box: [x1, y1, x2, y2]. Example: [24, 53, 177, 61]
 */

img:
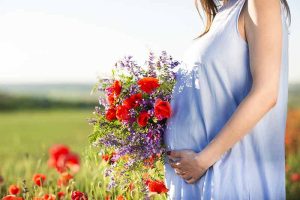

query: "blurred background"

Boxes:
[0, 0, 299, 198]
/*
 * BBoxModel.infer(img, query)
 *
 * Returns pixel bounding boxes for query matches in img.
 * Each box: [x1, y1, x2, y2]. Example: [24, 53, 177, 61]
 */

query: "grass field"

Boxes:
[0, 83, 300, 199]
[0, 109, 92, 160]
[0, 109, 167, 199]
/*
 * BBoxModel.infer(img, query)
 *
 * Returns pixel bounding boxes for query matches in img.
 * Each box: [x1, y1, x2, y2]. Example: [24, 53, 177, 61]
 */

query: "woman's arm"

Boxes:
[168, 0, 283, 184]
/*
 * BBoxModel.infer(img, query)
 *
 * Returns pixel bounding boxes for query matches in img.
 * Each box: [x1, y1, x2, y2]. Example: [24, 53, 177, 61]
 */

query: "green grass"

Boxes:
[0, 108, 299, 199]
[0, 109, 93, 160]
[0, 109, 167, 199]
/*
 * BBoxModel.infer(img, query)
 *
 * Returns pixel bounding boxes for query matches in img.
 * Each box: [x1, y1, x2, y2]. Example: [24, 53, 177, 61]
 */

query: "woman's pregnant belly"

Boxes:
[163, 70, 209, 153]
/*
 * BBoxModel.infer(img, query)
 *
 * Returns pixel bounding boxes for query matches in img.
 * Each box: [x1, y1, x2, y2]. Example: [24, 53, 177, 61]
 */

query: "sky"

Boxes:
[0, 0, 299, 84]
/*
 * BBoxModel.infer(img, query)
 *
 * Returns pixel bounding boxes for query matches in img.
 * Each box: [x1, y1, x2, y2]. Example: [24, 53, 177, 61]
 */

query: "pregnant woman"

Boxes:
[164, 0, 291, 199]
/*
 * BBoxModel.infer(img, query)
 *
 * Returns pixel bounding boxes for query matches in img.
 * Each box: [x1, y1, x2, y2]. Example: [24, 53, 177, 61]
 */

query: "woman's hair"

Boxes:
[195, 0, 291, 37]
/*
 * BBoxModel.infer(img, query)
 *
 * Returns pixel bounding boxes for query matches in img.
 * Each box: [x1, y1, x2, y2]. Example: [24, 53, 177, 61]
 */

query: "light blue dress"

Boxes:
[163, 0, 289, 199]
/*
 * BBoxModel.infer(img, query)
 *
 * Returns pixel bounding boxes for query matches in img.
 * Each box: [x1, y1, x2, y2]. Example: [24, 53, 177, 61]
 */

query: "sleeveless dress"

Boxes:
[163, 0, 289, 199]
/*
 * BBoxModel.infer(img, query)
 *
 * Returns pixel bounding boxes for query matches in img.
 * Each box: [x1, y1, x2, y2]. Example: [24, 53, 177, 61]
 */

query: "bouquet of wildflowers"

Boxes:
[89, 51, 180, 195]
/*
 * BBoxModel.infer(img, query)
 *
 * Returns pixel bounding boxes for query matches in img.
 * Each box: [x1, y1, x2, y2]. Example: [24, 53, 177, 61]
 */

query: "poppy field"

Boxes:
[0, 109, 168, 200]
[0, 105, 299, 199]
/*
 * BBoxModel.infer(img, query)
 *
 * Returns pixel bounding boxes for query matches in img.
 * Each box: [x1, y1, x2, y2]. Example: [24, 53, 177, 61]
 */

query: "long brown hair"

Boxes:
[195, 0, 291, 37]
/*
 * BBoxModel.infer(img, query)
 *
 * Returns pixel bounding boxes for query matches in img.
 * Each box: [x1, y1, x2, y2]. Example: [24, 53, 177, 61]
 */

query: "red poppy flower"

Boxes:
[154, 99, 172, 120]
[33, 197, 43, 200]
[116, 105, 130, 121]
[137, 111, 150, 127]
[48, 144, 80, 173]
[102, 152, 117, 164]
[105, 108, 117, 121]
[49, 145, 70, 160]
[123, 93, 142, 109]
[113, 80, 122, 96]
[290, 173, 300, 182]
[104, 195, 110, 200]
[9, 184, 20, 195]
[102, 154, 110, 162]
[57, 172, 73, 187]
[116, 195, 124, 200]
[143, 154, 156, 168]
[137, 77, 160, 94]
[2, 195, 23, 200]
[33, 174, 46, 186]
[106, 80, 122, 96]
[107, 93, 115, 105]
[71, 191, 88, 200]
[47, 144, 70, 171]
[57, 191, 65, 200]
[129, 182, 135, 191]
[63, 153, 80, 173]
[43, 194, 56, 200]
[146, 179, 168, 194]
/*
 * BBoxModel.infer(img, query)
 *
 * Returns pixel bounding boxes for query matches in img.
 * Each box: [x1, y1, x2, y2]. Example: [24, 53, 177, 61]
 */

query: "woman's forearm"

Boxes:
[195, 88, 278, 169]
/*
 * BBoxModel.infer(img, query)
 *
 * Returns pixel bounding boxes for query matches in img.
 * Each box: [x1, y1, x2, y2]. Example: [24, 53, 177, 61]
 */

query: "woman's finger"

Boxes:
[182, 173, 193, 180]
[169, 161, 178, 169]
[169, 161, 183, 170]
[175, 169, 186, 176]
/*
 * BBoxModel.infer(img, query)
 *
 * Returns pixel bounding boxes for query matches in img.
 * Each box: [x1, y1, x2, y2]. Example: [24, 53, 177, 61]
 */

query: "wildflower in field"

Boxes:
[129, 182, 135, 191]
[48, 144, 70, 171]
[57, 172, 73, 187]
[71, 191, 88, 200]
[49, 144, 70, 159]
[290, 172, 300, 182]
[104, 195, 110, 200]
[116, 195, 125, 200]
[33, 173, 46, 186]
[57, 191, 65, 200]
[63, 153, 80, 173]
[8, 184, 20, 195]
[44, 194, 56, 200]
[146, 179, 168, 194]
[2, 195, 23, 200]
[48, 144, 80, 173]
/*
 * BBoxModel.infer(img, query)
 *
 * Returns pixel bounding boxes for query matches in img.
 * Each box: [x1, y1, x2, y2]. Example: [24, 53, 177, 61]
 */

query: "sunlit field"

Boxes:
[0, 84, 299, 199]
[0, 109, 167, 199]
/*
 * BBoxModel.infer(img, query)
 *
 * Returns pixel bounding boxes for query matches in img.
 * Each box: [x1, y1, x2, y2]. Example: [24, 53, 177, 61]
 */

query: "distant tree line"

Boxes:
[0, 92, 97, 111]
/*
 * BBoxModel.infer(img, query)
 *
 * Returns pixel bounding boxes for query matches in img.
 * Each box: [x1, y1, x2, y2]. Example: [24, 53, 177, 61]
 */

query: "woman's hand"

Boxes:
[167, 150, 211, 184]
